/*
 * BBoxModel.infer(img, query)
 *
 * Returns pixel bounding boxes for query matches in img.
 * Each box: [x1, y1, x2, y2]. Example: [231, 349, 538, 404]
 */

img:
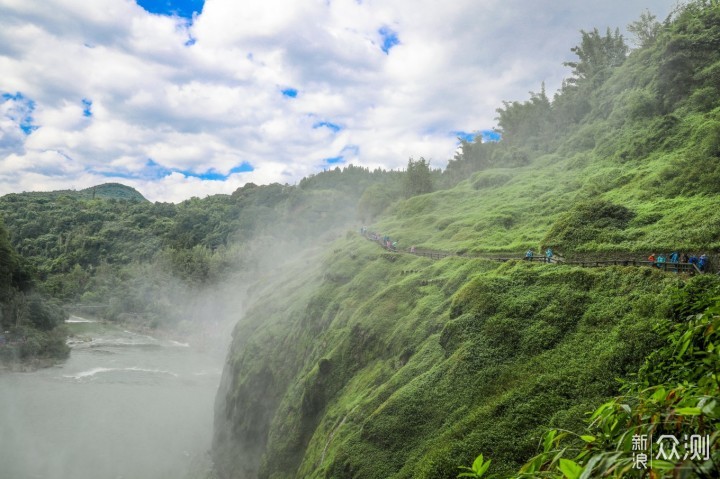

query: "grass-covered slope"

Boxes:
[214, 236, 705, 478]
[392, 2, 720, 256]
[380, 108, 720, 256]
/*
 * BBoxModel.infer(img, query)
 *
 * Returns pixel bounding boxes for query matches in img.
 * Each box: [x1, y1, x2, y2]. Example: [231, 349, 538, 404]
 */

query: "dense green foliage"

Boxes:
[0, 168, 399, 328]
[7, 182, 147, 202]
[212, 2, 720, 479]
[214, 238, 696, 478]
[485, 276, 720, 478]
[381, 2, 720, 256]
[404, 157, 435, 198]
[0, 218, 68, 366]
[2, 1, 720, 475]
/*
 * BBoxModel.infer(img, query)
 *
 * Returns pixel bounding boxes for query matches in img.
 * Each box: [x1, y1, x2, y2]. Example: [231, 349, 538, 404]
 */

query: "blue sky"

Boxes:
[281, 88, 298, 98]
[94, 159, 254, 181]
[136, 0, 204, 19]
[378, 26, 400, 54]
[453, 130, 501, 143]
[0, 0, 679, 202]
[313, 121, 342, 133]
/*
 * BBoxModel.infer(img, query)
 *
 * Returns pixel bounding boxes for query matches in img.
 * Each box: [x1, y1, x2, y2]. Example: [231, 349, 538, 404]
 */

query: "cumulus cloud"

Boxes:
[0, 0, 678, 201]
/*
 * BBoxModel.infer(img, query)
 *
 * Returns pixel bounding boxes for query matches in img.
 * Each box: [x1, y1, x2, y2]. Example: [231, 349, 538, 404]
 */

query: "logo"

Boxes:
[632, 434, 711, 470]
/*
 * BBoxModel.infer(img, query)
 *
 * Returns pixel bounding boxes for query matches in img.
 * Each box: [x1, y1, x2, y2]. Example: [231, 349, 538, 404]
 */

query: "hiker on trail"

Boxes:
[699, 254, 708, 272]
[648, 253, 656, 266]
[545, 248, 553, 263]
[657, 254, 666, 269]
[392, 241, 398, 251]
[410, 245, 416, 253]
[669, 251, 680, 272]
[681, 253, 689, 263]
[525, 249, 534, 261]
[689, 255, 698, 267]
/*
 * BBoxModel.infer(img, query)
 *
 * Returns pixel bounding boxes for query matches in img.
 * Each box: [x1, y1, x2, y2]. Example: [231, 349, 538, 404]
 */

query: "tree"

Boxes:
[657, 1, 720, 111]
[563, 27, 628, 88]
[495, 83, 552, 144]
[404, 157, 433, 197]
[627, 9, 662, 48]
[548, 27, 628, 127]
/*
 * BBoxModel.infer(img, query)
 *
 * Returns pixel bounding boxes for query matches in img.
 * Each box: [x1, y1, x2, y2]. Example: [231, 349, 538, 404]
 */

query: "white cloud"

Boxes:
[0, 0, 679, 201]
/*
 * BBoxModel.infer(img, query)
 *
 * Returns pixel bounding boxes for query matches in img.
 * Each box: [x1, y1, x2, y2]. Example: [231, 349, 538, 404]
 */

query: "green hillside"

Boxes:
[77, 183, 148, 201]
[0, 167, 400, 328]
[1, 1, 719, 475]
[381, 13, 720, 257]
[7, 182, 147, 202]
[215, 241, 696, 478]
[212, 3, 720, 478]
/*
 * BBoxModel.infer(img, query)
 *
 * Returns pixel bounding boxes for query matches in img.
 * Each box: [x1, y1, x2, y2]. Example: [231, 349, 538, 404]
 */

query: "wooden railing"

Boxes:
[409, 250, 455, 260]
[360, 231, 707, 274]
[498, 256, 561, 264]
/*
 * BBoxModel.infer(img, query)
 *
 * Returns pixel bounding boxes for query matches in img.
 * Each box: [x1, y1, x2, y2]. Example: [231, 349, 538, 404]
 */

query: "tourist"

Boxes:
[545, 248, 553, 263]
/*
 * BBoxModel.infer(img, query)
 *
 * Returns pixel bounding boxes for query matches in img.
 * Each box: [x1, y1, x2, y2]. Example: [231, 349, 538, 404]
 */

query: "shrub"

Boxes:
[543, 199, 635, 250]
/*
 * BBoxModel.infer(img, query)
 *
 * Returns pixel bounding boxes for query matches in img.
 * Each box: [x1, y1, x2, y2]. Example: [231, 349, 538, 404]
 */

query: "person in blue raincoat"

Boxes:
[698, 254, 708, 272]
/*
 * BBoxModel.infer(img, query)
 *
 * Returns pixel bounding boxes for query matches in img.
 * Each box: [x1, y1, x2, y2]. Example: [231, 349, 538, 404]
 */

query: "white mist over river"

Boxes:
[0, 318, 225, 479]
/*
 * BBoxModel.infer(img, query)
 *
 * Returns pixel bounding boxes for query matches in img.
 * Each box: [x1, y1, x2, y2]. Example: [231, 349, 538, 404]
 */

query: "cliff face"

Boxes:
[213, 252, 328, 478]
[212, 237, 687, 478]
[212, 4, 720, 475]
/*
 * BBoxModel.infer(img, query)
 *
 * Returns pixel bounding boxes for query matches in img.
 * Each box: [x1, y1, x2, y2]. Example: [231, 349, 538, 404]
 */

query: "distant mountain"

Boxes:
[5, 183, 148, 202]
[77, 183, 148, 202]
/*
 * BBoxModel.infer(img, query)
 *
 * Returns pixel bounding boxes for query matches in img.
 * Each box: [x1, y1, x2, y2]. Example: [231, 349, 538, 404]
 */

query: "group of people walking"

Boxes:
[524, 248, 554, 263]
[361, 227, 398, 251]
[361, 226, 713, 274]
[648, 252, 709, 272]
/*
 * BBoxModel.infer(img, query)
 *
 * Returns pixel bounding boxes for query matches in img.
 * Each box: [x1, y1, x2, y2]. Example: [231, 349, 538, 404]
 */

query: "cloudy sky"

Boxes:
[0, 0, 678, 202]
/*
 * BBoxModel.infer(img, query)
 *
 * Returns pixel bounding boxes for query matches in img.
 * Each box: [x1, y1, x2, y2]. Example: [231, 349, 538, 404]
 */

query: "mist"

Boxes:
[0, 277, 247, 479]
[0, 179, 362, 479]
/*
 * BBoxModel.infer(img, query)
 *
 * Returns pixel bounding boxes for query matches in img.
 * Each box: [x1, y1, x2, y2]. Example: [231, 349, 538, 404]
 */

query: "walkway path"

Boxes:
[361, 232, 705, 275]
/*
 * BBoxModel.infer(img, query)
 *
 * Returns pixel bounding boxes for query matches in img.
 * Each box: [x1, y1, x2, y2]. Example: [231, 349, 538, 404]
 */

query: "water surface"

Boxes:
[0, 318, 223, 479]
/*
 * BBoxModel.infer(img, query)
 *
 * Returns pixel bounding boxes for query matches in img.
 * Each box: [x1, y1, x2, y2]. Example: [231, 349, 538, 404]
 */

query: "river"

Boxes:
[0, 316, 225, 479]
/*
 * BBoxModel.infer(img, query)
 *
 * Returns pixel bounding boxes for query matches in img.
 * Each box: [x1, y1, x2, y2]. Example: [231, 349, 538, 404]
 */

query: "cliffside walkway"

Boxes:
[360, 232, 706, 275]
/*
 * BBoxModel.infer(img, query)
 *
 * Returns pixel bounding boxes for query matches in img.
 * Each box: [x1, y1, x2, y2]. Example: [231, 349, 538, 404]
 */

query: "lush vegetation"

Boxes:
[423, 2, 720, 256]
[0, 169, 398, 362]
[2, 1, 720, 476]
[212, 2, 720, 479]
[0, 170, 397, 329]
[490, 281, 720, 478]
[0, 217, 68, 367]
[215, 240, 708, 478]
